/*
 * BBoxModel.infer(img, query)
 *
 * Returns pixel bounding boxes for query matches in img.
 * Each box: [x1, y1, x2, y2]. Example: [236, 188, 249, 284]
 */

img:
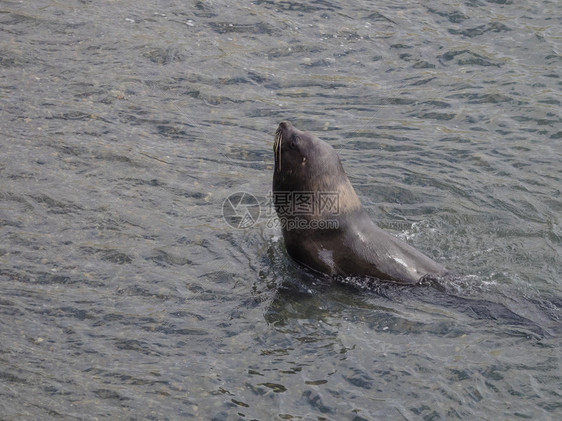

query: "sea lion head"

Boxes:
[273, 121, 337, 185]
[272, 121, 361, 218]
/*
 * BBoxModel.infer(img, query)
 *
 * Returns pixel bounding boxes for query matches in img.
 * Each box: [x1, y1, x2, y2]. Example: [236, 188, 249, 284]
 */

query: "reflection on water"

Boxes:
[1, 0, 560, 419]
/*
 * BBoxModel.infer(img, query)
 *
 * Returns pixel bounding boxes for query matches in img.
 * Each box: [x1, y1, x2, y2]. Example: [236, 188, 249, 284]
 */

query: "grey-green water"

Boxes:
[1, 0, 560, 419]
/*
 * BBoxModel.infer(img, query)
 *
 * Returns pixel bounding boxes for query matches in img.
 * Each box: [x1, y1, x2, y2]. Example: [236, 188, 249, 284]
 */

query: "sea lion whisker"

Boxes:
[274, 128, 282, 171]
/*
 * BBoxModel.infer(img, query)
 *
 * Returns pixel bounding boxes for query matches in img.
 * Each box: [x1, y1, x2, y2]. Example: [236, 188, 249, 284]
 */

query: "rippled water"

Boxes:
[1, 0, 561, 419]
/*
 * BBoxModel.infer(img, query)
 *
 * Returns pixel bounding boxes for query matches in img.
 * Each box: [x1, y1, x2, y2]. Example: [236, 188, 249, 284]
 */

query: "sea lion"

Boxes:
[272, 121, 448, 284]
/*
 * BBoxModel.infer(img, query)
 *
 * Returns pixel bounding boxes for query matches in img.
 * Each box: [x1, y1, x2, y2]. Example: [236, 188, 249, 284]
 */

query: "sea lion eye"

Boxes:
[290, 135, 299, 149]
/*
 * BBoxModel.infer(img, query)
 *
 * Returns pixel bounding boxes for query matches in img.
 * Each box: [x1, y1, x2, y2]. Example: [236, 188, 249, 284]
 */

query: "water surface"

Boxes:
[1, 0, 561, 419]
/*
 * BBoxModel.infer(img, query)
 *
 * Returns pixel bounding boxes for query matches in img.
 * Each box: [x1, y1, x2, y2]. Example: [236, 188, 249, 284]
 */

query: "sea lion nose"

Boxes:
[279, 121, 292, 130]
